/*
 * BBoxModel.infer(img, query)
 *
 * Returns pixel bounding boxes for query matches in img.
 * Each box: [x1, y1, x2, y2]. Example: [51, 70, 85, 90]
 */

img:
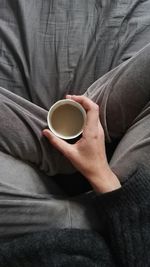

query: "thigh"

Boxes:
[85, 42, 150, 142]
[110, 103, 150, 181]
[0, 178, 101, 240]
[0, 151, 65, 196]
[0, 86, 75, 176]
[0, 188, 70, 240]
[0, 149, 68, 240]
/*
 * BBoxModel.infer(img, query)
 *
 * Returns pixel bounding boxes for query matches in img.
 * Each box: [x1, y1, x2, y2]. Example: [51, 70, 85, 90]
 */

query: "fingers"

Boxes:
[66, 95, 100, 136]
[42, 129, 72, 158]
[66, 95, 98, 112]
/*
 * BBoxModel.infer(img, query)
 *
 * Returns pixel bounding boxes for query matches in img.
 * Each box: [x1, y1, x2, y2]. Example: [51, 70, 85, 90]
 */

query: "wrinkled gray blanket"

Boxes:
[1, 0, 150, 108]
[0, 0, 150, 239]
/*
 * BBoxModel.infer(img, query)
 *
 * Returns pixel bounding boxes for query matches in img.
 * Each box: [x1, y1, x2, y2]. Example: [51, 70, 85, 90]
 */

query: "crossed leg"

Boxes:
[85, 42, 150, 180]
[1, 43, 150, 178]
[0, 43, 150, 182]
[0, 42, 150, 239]
[0, 86, 75, 176]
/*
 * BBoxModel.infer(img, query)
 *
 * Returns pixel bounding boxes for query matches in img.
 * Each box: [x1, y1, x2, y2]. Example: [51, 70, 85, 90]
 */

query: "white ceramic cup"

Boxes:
[47, 99, 86, 140]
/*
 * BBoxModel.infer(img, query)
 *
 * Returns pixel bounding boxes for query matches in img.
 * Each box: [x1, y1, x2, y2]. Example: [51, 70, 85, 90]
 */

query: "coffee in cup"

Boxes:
[47, 99, 86, 140]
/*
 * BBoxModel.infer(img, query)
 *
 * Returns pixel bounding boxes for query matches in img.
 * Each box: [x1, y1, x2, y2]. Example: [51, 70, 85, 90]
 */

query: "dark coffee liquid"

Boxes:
[51, 104, 84, 137]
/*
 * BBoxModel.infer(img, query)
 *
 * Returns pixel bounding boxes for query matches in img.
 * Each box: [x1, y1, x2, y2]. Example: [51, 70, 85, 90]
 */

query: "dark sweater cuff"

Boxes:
[94, 167, 150, 213]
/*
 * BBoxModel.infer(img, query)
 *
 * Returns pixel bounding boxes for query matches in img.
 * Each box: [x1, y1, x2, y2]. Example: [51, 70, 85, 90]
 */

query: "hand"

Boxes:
[43, 95, 121, 193]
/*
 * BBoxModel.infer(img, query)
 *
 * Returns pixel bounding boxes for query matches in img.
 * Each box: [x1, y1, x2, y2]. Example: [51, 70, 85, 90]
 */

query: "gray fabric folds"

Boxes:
[0, 0, 150, 108]
[0, 0, 150, 239]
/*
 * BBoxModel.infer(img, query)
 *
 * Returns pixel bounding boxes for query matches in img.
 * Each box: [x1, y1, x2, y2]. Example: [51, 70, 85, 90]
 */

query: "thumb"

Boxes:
[42, 129, 72, 157]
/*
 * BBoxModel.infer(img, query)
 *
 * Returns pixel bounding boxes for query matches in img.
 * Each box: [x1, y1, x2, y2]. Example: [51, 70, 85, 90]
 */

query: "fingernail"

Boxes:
[66, 95, 71, 99]
[42, 129, 48, 135]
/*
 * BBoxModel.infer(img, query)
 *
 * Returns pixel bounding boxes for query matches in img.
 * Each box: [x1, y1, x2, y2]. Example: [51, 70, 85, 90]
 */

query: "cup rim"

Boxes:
[47, 99, 86, 140]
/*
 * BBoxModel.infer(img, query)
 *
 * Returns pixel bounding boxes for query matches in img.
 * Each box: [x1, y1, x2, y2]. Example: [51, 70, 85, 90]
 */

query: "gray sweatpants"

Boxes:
[1, 0, 150, 240]
[0, 42, 150, 239]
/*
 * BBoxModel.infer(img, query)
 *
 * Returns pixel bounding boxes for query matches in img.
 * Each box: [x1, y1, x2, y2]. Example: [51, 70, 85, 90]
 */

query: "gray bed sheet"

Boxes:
[0, 0, 150, 195]
[0, 0, 150, 108]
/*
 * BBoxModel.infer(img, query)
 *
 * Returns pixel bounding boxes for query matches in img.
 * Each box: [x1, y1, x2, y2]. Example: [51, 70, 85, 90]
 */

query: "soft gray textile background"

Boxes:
[0, 0, 150, 108]
[0, 0, 150, 238]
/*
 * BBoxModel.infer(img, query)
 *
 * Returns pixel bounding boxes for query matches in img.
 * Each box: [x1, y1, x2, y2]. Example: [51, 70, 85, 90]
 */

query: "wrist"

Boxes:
[88, 168, 121, 193]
